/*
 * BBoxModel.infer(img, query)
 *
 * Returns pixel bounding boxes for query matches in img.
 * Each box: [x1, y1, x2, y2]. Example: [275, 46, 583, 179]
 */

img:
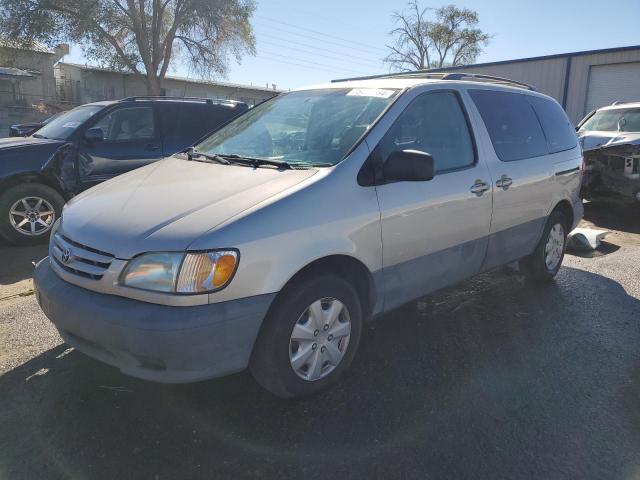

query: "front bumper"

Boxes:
[34, 258, 276, 383]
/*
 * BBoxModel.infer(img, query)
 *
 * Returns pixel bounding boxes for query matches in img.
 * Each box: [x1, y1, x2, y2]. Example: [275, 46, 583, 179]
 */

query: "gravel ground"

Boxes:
[1, 201, 639, 479]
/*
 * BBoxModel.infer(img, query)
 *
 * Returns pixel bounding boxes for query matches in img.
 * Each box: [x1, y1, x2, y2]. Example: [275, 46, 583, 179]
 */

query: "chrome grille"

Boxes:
[51, 233, 114, 280]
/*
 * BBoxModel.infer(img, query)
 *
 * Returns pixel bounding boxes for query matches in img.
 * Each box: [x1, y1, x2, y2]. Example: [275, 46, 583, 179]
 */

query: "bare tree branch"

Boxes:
[384, 1, 490, 72]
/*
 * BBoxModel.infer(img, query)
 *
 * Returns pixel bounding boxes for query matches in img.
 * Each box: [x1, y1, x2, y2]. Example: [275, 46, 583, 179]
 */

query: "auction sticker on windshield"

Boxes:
[347, 88, 396, 98]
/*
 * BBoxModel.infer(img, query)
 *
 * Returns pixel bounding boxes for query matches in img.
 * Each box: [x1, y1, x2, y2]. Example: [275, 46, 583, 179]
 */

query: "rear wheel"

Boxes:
[0, 183, 64, 245]
[519, 210, 568, 283]
[250, 274, 362, 398]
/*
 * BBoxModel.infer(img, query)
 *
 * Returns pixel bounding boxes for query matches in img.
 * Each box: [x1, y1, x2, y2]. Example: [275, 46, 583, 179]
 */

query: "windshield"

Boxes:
[579, 108, 640, 133]
[195, 88, 399, 166]
[36, 105, 103, 140]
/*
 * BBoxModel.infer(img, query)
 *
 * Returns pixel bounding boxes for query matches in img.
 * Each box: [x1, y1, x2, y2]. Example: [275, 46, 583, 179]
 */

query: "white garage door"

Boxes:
[585, 62, 640, 114]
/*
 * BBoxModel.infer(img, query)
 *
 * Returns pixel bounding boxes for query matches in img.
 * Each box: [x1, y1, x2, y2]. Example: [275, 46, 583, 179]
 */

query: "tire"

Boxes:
[519, 210, 568, 284]
[0, 183, 64, 246]
[250, 274, 363, 398]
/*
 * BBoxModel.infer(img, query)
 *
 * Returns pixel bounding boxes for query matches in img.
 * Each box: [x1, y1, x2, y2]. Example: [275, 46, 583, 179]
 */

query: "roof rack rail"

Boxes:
[120, 95, 244, 105]
[441, 73, 536, 91]
[611, 100, 636, 106]
[331, 71, 448, 83]
[332, 71, 536, 91]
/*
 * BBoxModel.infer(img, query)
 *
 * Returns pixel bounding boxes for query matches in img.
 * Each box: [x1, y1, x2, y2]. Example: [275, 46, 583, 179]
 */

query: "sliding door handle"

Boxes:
[496, 175, 513, 190]
[470, 180, 490, 196]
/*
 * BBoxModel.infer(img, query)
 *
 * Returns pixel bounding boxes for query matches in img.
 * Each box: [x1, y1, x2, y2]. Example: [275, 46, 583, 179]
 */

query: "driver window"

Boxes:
[378, 91, 475, 173]
[92, 107, 155, 141]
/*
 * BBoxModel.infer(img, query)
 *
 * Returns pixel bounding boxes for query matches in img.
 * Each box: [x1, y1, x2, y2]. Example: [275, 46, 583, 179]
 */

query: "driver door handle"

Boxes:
[470, 180, 490, 196]
[145, 143, 160, 151]
[496, 174, 513, 190]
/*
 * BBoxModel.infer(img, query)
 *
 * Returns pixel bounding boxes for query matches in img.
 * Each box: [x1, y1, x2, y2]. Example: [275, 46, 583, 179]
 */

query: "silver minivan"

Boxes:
[34, 74, 583, 398]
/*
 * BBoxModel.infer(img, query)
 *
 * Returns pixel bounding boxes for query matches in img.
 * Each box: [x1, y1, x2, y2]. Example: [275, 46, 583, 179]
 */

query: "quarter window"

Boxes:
[92, 107, 155, 141]
[469, 90, 547, 162]
[528, 96, 577, 153]
[378, 91, 475, 173]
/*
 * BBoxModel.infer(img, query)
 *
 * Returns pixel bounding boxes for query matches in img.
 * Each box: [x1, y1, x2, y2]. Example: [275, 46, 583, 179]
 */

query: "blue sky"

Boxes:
[64, 0, 640, 91]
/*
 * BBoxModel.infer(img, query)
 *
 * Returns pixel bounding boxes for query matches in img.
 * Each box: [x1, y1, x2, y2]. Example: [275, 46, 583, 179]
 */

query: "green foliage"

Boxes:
[0, 0, 256, 93]
[385, 1, 491, 72]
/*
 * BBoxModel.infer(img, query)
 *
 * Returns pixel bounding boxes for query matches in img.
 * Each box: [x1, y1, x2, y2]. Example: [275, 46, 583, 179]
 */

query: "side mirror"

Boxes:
[84, 127, 104, 143]
[383, 149, 435, 182]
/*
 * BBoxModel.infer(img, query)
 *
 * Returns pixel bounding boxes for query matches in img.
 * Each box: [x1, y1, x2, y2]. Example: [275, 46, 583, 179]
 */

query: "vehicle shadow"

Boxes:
[583, 199, 640, 234]
[568, 240, 621, 258]
[0, 239, 48, 286]
[1, 266, 640, 479]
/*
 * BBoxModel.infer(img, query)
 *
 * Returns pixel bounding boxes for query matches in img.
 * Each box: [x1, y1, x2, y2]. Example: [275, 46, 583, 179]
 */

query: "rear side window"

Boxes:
[159, 103, 242, 149]
[528, 96, 577, 153]
[179, 104, 239, 137]
[378, 91, 475, 173]
[469, 90, 547, 162]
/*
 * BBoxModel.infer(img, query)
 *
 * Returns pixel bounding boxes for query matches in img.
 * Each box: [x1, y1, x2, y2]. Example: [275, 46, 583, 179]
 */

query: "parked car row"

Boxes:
[9, 111, 63, 137]
[0, 96, 248, 245]
[32, 75, 583, 397]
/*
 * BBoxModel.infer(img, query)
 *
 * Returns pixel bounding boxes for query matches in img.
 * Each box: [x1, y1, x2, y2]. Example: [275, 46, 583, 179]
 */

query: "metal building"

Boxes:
[428, 45, 640, 123]
[337, 45, 640, 124]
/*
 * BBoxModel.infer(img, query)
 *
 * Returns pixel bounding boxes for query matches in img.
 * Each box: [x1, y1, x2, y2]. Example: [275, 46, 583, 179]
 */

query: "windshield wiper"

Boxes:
[216, 153, 293, 170]
[185, 147, 230, 165]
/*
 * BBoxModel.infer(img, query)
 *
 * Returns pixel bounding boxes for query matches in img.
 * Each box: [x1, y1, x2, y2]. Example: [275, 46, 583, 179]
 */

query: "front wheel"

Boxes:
[250, 275, 363, 398]
[0, 183, 64, 245]
[519, 210, 568, 283]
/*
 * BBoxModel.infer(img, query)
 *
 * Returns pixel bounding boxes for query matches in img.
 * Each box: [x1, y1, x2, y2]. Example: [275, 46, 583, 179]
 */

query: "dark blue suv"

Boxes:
[0, 96, 248, 245]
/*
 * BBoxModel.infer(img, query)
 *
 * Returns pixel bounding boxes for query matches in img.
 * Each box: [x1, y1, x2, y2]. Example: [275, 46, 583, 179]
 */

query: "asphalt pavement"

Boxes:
[1, 201, 639, 479]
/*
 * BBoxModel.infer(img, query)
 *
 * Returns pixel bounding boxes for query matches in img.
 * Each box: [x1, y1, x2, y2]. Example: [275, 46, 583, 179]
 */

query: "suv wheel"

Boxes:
[519, 210, 568, 283]
[0, 183, 64, 245]
[250, 274, 363, 398]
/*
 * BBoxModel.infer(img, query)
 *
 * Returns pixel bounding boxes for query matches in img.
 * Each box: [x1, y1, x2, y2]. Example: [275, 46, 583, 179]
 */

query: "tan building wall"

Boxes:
[425, 45, 640, 123]
[564, 49, 640, 121]
[55, 63, 279, 107]
[0, 44, 67, 106]
[438, 57, 567, 102]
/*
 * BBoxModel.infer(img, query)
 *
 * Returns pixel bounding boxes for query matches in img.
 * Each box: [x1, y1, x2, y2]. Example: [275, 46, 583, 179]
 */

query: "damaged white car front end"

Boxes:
[577, 103, 640, 201]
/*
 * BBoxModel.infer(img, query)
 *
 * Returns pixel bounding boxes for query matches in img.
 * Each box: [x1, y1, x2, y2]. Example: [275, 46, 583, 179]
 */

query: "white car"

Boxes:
[34, 73, 583, 398]
[577, 101, 640, 201]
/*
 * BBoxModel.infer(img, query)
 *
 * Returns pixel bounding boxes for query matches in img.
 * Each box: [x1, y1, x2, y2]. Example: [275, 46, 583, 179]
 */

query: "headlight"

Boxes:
[121, 250, 238, 294]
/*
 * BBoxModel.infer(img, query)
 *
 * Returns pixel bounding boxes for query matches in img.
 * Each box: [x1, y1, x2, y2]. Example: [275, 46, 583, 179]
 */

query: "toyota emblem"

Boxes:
[61, 248, 73, 264]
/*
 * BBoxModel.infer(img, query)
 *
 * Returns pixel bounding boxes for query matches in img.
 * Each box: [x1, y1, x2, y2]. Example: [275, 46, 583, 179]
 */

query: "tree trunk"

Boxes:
[145, 73, 162, 95]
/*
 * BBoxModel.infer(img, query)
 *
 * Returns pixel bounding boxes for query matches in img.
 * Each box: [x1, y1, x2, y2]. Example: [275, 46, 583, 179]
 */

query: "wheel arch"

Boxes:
[273, 254, 378, 321]
[0, 172, 67, 199]
[550, 199, 574, 231]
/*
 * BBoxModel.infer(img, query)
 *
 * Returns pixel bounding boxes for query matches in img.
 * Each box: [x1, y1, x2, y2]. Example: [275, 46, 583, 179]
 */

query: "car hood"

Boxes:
[11, 122, 43, 129]
[0, 136, 66, 167]
[61, 157, 319, 258]
[0, 136, 65, 150]
[579, 131, 640, 152]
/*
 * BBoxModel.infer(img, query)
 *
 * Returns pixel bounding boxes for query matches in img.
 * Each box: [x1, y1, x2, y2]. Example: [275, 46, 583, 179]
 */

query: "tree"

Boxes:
[385, 2, 490, 72]
[0, 0, 256, 94]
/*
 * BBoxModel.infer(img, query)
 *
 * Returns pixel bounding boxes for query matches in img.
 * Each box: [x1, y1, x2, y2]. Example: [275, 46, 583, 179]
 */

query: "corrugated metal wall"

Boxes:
[583, 63, 640, 113]
[565, 49, 640, 121]
[433, 47, 640, 123]
[444, 57, 567, 101]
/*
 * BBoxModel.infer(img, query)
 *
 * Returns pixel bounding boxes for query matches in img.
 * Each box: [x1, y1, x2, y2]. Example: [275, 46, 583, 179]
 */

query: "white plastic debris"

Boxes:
[567, 228, 610, 251]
